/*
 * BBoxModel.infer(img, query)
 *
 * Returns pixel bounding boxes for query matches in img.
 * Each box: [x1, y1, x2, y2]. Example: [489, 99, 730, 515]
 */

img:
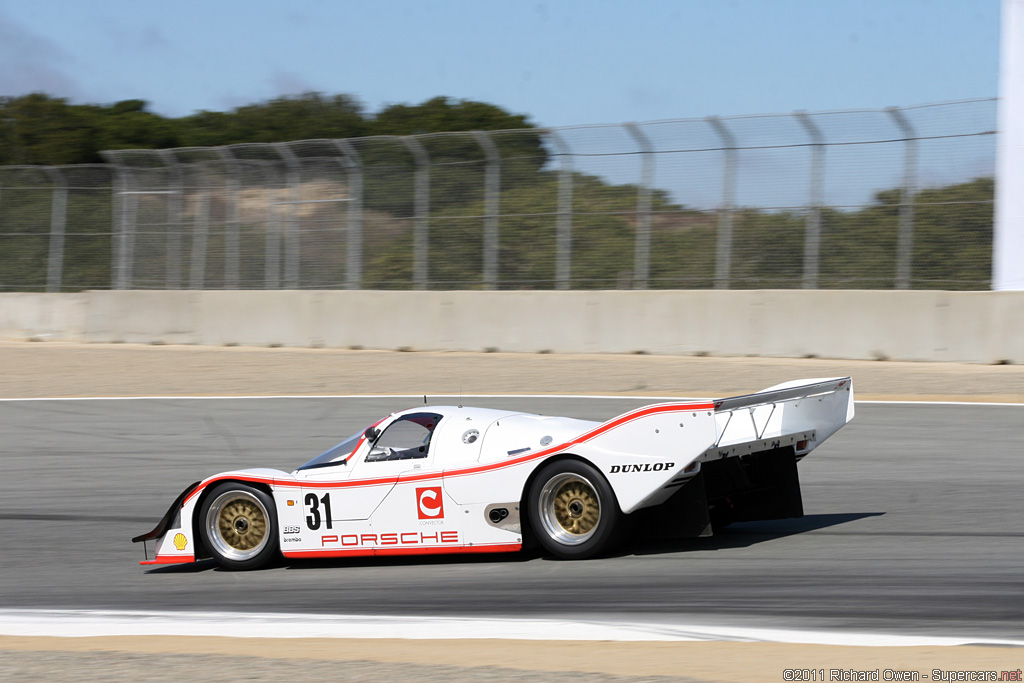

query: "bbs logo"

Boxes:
[416, 486, 444, 519]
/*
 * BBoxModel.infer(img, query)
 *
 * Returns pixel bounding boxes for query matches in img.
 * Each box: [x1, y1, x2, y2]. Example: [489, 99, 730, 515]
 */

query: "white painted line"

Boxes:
[0, 609, 1020, 647]
[857, 400, 1024, 406]
[0, 395, 1020, 406]
[0, 394, 687, 402]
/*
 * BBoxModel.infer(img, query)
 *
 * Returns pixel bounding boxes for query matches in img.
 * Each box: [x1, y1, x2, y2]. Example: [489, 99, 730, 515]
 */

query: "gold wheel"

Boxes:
[538, 472, 602, 545]
[205, 488, 273, 563]
[551, 480, 600, 536]
[217, 498, 268, 551]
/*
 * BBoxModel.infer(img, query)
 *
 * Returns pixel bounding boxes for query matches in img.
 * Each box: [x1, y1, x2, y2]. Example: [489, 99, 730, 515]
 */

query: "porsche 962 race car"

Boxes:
[134, 378, 854, 569]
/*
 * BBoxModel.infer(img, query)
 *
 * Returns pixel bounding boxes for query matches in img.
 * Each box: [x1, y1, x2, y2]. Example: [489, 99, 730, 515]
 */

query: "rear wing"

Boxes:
[703, 377, 854, 462]
[575, 378, 853, 514]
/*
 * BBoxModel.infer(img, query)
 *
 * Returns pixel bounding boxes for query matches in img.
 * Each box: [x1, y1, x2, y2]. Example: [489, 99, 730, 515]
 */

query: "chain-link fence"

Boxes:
[0, 98, 997, 292]
[0, 164, 115, 291]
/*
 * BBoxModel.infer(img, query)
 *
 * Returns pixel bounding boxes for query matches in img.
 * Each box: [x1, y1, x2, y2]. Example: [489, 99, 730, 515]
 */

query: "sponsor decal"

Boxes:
[173, 533, 188, 551]
[283, 536, 302, 543]
[416, 486, 444, 519]
[609, 462, 675, 474]
[282, 525, 301, 534]
[321, 531, 459, 547]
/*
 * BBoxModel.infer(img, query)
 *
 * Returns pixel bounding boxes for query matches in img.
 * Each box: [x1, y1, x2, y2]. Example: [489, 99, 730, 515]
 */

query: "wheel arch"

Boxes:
[191, 479, 276, 561]
[519, 452, 625, 524]
[520, 452, 624, 560]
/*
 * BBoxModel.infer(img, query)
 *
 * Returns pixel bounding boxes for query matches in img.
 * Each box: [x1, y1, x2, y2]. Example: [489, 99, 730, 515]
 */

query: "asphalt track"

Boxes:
[0, 397, 1021, 641]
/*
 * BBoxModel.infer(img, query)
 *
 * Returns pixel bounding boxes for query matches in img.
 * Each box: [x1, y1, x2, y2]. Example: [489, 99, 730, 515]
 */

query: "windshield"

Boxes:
[296, 428, 367, 471]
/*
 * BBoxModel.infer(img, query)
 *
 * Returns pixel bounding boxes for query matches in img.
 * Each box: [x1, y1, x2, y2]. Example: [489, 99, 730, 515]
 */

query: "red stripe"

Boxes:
[446, 402, 713, 479]
[182, 402, 713, 504]
[283, 543, 521, 560]
[283, 548, 375, 559]
[183, 474, 288, 504]
[375, 544, 520, 556]
[140, 554, 194, 566]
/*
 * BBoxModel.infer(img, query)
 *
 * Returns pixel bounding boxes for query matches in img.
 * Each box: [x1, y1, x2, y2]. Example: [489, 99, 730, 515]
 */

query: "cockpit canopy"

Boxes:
[295, 412, 442, 471]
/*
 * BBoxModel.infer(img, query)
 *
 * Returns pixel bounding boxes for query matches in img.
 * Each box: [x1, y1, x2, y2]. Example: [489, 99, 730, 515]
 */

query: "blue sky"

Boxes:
[0, 0, 1000, 126]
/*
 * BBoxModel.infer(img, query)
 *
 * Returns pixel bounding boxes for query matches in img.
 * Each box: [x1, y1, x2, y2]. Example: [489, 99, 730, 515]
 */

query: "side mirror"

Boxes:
[364, 427, 380, 443]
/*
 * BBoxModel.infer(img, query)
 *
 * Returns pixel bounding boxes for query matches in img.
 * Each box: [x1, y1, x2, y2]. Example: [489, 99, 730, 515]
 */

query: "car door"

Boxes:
[297, 425, 383, 528]
[297, 413, 441, 553]
[366, 413, 462, 551]
[341, 411, 442, 517]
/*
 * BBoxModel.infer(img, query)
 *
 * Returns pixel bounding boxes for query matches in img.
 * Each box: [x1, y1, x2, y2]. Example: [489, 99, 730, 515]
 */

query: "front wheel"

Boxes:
[528, 459, 621, 560]
[199, 483, 279, 570]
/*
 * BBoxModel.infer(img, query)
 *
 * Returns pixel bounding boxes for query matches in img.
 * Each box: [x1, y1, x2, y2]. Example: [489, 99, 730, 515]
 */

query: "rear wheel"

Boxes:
[528, 460, 621, 560]
[199, 483, 279, 570]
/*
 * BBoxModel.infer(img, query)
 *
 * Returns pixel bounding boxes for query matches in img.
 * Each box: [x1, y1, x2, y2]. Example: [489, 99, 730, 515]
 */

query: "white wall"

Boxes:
[1, 290, 1022, 363]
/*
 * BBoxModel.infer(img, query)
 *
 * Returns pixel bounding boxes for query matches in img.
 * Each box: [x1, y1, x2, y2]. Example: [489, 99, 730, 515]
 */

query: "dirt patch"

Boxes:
[0, 636, 1020, 683]
[1, 341, 1022, 401]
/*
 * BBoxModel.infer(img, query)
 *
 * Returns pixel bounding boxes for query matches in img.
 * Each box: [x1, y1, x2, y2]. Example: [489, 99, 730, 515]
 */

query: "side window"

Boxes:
[366, 413, 441, 463]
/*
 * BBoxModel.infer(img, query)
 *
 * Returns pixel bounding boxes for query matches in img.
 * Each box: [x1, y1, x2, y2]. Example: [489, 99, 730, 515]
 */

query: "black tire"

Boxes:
[198, 482, 279, 570]
[527, 459, 621, 560]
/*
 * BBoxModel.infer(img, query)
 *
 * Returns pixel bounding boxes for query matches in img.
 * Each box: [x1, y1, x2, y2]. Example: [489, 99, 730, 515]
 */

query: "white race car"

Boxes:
[134, 378, 854, 569]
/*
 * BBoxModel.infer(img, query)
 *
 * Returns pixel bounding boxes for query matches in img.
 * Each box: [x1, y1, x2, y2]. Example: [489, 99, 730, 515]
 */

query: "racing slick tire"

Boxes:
[199, 482, 279, 570]
[528, 459, 621, 560]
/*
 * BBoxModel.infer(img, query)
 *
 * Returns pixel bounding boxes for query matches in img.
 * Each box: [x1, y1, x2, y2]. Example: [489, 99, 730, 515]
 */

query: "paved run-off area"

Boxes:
[0, 340, 1021, 681]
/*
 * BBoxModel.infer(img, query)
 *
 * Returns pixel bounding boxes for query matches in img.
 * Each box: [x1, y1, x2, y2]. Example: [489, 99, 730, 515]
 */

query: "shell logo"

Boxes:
[173, 533, 188, 551]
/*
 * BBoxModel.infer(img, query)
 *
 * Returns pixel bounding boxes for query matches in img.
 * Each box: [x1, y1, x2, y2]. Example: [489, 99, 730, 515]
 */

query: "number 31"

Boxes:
[305, 493, 333, 530]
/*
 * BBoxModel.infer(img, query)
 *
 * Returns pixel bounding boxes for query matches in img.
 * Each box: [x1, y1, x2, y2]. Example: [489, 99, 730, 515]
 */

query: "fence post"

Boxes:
[547, 128, 574, 290]
[124, 175, 138, 290]
[261, 158, 282, 290]
[156, 150, 184, 289]
[42, 167, 67, 293]
[624, 123, 653, 289]
[707, 116, 737, 289]
[401, 136, 430, 290]
[473, 131, 501, 289]
[274, 142, 302, 288]
[795, 111, 824, 289]
[188, 165, 210, 290]
[0, 173, 4, 262]
[111, 165, 128, 289]
[333, 139, 364, 290]
[214, 148, 241, 289]
[886, 106, 918, 290]
[100, 152, 134, 290]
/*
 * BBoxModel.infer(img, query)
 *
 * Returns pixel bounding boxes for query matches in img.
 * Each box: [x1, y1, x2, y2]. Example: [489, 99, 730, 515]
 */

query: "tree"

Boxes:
[177, 92, 369, 146]
[0, 93, 100, 165]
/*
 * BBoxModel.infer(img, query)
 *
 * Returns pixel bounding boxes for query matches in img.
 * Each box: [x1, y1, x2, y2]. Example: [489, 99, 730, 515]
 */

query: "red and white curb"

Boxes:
[0, 610, 1021, 647]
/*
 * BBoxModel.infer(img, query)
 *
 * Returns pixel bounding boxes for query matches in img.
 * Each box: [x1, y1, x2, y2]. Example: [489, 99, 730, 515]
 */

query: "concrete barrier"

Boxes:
[1, 290, 1021, 363]
[0, 293, 87, 341]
